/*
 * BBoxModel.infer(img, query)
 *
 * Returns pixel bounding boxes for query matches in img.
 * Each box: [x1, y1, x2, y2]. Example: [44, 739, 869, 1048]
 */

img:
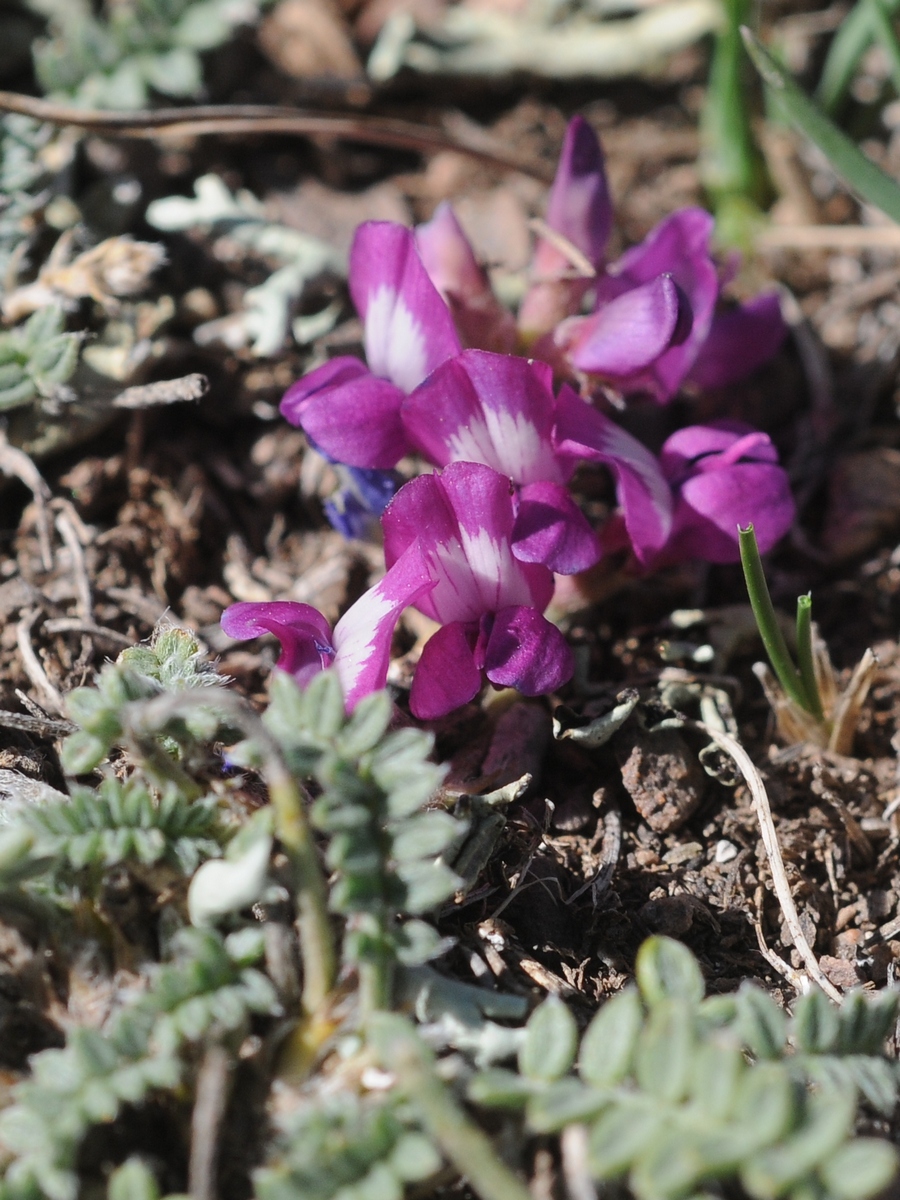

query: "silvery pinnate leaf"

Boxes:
[526, 1079, 610, 1133]
[395, 859, 460, 914]
[519, 996, 579, 1083]
[588, 1105, 666, 1181]
[740, 1085, 856, 1198]
[819, 1139, 898, 1200]
[579, 985, 643, 1086]
[391, 811, 462, 862]
[634, 999, 696, 1104]
[791, 989, 840, 1056]
[835, 988, 899, 1055]
[735, 983, 788, 1061]
[635, 934, 705, 1008]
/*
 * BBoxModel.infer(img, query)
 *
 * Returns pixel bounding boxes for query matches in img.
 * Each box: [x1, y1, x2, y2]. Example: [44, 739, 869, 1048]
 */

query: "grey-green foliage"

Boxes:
[63, 625, 225, 775]
[26, 0, 276, 109]
[469, 936, 900, 1200]
[0, 115, 57, 284]
[146, 175, 343, 356]
[0, 927, 278, 1200]
[0, 307, 79, 413]
[262, 671, 464, 972]
[255, 1091, 442, 1200]
[0, 775, 224, 891]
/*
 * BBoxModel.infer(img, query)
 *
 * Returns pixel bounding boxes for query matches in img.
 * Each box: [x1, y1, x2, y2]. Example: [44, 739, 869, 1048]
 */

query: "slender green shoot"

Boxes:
[700, 0, 770, 247]
[817, 0, 900, 113]
[795, 594, 825, 721]
[738, 525, 816, 714]
[742, 28, 900, 225]
[867, 0, 900, 99]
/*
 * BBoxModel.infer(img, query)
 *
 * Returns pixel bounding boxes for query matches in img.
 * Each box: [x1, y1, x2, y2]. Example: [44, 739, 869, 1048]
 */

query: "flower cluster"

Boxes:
[223, 117, 795, 719]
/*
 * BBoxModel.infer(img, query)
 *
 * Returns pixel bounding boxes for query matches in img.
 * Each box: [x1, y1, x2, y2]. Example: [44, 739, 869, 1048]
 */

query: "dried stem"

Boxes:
[0, 431, 52, 570]
[371, 1013, 534, 1200]
[123, 689, 336, 1015]
[16, 610, 65, 716]
[189, 1043, 232, 1200]
[693, 720, 842, 1003]
[0, 91, 552, 182]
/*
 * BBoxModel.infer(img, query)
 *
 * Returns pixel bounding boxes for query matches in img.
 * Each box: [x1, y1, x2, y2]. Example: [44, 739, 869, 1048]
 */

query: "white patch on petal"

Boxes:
[365, 285, 429, 392]
[458, 527, 536, 612]
[446, 406, 560, 484]
[333, 583, 397, 698]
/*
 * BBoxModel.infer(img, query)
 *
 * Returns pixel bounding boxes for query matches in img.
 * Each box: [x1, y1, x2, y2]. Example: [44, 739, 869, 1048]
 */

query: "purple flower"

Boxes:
[401, 350, 673, 569]
[220, 540, 435, 710]
[559, 209, 715, 402]
[381, 461, 574, 719]
[603, 422, 794, 566]
[280, 222, 461, 468]
[516, 114, 612, 344]
[414, 203, 517, 354]
[414, 118, 786, 402]
[686, 292, 789, 391]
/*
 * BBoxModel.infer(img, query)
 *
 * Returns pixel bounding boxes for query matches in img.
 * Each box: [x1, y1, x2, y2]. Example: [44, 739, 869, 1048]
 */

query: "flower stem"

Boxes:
[126, 690, 336, 1015]
[738, 525, 814, 714]
[795, 594, 824, 721]
[370, 1013, 533, 1200]
[266, 768, 336, 1015]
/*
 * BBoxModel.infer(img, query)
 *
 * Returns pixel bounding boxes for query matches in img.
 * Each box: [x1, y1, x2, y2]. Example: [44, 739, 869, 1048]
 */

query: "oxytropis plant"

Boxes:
[223, 116, 796, 719]
[0, 637, 896, 1200]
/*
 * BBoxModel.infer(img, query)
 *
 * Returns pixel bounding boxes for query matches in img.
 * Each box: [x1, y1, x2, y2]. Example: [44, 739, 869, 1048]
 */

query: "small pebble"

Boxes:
[715, 839, 738, 864]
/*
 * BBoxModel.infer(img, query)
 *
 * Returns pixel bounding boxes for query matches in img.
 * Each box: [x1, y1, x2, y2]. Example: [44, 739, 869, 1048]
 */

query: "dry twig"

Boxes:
[16, 609, 66, 717]
[693, 721, 843, 1003]
[189, 1044, 232, 1200]
[0, 92, 553, 182]
[113, 374, 210, 409]
[0, 431, 52, 570]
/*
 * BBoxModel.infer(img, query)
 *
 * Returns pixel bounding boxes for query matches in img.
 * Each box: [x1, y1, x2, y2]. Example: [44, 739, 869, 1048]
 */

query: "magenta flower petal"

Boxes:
[660, 422, 778, 480]
[382, 463, 554, 624]
[557, 275, 685, 378]
[294, 370, 411, 469]
[436, 461, 555, 613]
[687, 293, 789, 390]
[545, 116, 612, 268]
[597, 208, 719, 400]
[332, 539, 436, 709]
[221, 601, 334, 686]
[483, 605, 574, 695]
[512, 480, 600, 574]
[415, 204, 517, 354]
[280, 356, 370, 426]
[553, 387, 672, 562]
[518, 119, 611, 339]
[350, 222, 462, 392]
[518, 117, 611, 340]
[409, 621, 482, 719]
[401, 351, 563, 484]
[670, 463, 796, 562]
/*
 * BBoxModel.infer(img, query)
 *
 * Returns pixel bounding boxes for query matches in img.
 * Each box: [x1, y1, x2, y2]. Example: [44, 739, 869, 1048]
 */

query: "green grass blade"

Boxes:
[701, 0, 770, 245]
[743, 28, 900, 224]
[817, 2, 877, 113]
[866, 0, 900, 97]
[817, 0, 900, 113]
[739, 525, 813, 714]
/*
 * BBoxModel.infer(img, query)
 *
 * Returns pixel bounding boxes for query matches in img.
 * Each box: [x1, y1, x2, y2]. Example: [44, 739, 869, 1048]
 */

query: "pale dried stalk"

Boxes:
[694, 721, 843, 1003]
[0, 431, 52, 570]
[16, 610, 65, 716]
